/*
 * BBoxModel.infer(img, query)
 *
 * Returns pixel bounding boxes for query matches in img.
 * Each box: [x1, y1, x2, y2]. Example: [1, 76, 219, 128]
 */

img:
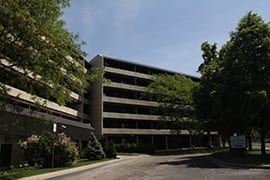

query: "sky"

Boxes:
[62, 0, 270, 77]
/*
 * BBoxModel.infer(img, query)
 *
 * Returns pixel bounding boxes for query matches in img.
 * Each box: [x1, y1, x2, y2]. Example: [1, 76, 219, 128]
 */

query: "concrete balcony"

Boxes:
[103, 96, 159, 107]
[2, 83, 90, 120]
[104, 82, 146, 92]
[0, 58, 90, 104]
[4, 105, 93, 130]
[103, 112, 160, 121]
[103, 128, 190, 135]
[70, 92, 90, 104]
[105, 67, 152, 80]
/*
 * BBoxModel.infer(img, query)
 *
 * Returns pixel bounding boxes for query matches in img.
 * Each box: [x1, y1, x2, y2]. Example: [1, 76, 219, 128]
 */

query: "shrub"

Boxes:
[100, 137, 117, 158]
[77, 141, 83, 158]
[53, 133, 78, 167]
[115, 143, 138, 153]
[137, 144, 156, 155]
[83, 132, 105, 160]
[19, 131, 78, 168]
[115, 143, 155, 154]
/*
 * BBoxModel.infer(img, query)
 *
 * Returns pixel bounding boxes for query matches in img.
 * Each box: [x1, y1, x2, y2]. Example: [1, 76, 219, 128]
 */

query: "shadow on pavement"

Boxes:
[157, 155, 246, 169]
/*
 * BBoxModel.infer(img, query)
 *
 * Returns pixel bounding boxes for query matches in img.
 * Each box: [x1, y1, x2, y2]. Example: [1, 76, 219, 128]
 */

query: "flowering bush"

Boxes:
[18, 131, 78, 168]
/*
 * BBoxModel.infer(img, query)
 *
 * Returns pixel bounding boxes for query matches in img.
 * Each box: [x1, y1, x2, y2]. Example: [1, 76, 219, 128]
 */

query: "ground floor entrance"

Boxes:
[0, 144, 12, 168]
[105, 134, 221, 151]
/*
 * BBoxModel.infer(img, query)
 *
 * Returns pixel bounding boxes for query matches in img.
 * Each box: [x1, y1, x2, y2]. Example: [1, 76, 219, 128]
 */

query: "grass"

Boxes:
[212, 150, 270, 166]
[0, 158, 113, 180]
[155, 147, 228, 156]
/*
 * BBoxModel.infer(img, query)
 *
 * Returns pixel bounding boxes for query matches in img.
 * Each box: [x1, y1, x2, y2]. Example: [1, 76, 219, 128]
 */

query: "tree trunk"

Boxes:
[261, 131, 266, 155]
[189, 134, 193, 148]
[222, 137, 226, 148]
[207, 131, 212, 148]
[228, 136, 232, 151]
[247, 132, 252, 151]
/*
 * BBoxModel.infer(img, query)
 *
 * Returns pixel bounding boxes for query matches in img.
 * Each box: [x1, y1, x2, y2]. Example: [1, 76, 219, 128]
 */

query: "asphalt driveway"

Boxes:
[47, 153, 270, 180]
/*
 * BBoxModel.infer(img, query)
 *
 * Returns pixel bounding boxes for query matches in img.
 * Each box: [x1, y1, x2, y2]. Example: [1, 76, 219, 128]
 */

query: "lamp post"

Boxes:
[52, 123, 57, 168]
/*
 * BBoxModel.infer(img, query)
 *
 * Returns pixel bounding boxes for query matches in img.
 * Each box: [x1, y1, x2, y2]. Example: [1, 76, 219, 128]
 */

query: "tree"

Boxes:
[83, 132, 105, 160]
[195, 12, 270, 155]
[100, 136, 117, 159]
[194, 42, 227, 147]
[145, 74, 198, 148]
[0, 0, 98, 106]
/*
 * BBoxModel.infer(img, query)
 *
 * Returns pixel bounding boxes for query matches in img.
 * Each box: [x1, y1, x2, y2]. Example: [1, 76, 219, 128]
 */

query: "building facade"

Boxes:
[0, 58, 94, 167]
[1, 54, 220, 167]
[89, 55, 219, 150]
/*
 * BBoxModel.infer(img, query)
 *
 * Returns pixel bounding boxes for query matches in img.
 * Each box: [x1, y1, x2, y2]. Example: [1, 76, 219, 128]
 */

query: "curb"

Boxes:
[209, 157, 270, 169]
[19, 155, 139, 180]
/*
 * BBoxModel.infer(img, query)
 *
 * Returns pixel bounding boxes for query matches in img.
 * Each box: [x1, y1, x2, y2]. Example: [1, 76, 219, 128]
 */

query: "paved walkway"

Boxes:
[19, 155, 141, 180]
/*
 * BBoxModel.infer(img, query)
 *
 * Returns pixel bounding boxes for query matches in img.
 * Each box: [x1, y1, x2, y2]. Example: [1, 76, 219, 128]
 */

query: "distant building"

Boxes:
[89, 55, 219, 150]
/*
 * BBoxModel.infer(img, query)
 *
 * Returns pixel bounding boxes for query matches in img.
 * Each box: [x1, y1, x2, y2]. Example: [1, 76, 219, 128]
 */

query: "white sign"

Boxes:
[230, 135, 246, 149]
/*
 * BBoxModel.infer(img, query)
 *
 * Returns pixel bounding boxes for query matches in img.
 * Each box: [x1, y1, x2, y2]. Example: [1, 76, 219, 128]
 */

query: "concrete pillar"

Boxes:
[165, 136, 168, 150]
[189, 134, 193, 147]
[218, 135, 222, 146]
[150, 122, 153, 129]
[136, 136, 139, 145]
[151, 136, 154, 145]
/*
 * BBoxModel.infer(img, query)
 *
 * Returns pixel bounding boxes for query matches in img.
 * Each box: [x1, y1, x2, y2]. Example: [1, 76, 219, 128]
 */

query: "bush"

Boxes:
[77, 141, 83, 158]
[115, 143, 138, 153]
[100, 137, 117, 158]
[115, 143, 155, 154]
[83, 132, 105, 160]
[19, 131, 78, 168]
[137, 144, 156, 155]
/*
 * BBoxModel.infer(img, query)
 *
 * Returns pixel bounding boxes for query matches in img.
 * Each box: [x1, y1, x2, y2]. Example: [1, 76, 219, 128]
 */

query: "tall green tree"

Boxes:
[196, 12, 270, 155]
[223, 12, 270, 155]
[194, 42, 224, 146]
[83, 132, 105, 160]
[0, 0, 97, 106]
[145, 74, 198, 148]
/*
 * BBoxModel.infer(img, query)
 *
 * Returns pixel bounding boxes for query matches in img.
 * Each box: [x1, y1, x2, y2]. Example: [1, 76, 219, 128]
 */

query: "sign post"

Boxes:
[52, 123, 57, 168]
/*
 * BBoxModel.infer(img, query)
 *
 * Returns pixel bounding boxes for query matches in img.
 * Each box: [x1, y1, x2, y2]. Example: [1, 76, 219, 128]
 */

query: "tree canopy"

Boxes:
[195, 12, 270, 154]
[0, 0, 97, 106]
[145, 74, 198, 147]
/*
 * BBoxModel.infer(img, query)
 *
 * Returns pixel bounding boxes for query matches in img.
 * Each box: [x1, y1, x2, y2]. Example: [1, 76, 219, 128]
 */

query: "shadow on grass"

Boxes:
[155, 147, 228, 156]
[211, 151, 270, 166]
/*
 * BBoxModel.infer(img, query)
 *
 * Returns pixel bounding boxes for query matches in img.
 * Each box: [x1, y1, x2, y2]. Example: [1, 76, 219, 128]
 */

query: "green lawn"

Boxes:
[212, 150, 270, 166]
[0, 158, 113, 180]
[155, 147, 228, 156]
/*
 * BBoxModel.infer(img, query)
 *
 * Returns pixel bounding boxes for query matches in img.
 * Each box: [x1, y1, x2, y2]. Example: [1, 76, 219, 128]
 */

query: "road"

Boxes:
[49, 154, 270, 180]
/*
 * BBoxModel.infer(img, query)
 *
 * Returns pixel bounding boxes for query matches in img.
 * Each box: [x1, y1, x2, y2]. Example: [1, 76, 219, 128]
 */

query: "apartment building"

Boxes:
[0, 58, 94, 167]
[0, 53, 219, 167]
[89, 55, 219, 150]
